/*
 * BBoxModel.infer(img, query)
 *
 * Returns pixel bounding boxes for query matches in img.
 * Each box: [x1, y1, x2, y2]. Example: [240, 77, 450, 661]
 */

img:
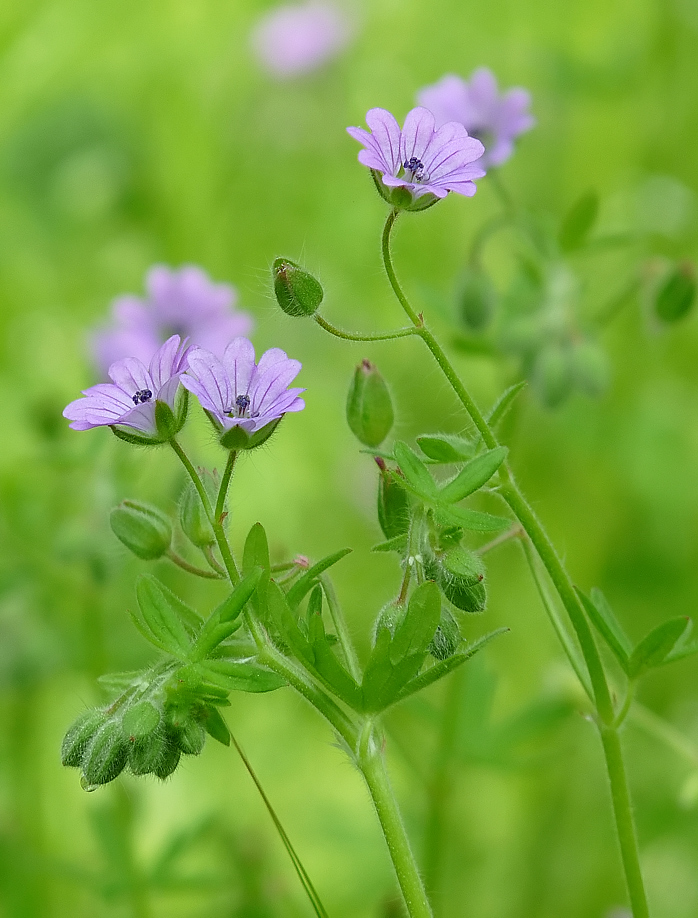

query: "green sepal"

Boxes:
[371, 534, 408, 554]
[202, 706, 230, 746]
[377, 464, 410, 539]
[346, 360, 395, 447]
[61, 709, 107, 767]
[393, 441, 438, 500]
[177, 720, 206, 756]
[179, 470, 217, 549]
[110, 425, 166, 447]
[155, 399, 179, 441]
[285, 548, 352, 609]
[390, 581, 441, 663]
[122, 701, 161, 739]
[273, 257, 324, 317]
[576, 587, 632, 674]
[628, 617, 692, 678]
[416, 434, 476, 464]
[152, 736, 181, 779]
[110, 500, 172, 560]
[438, 447, 508, 504]
[128, 731, 170, 776]
[135, 576, 195, 657]
[428, 607, 461, 661]
[559, 190, 598, 252]
[81, 721, 129, 786]
[219, 418, 281, 451]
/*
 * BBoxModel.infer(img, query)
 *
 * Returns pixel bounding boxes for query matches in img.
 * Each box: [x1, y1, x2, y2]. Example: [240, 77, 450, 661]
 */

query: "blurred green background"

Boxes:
[1, 0, 698, 916]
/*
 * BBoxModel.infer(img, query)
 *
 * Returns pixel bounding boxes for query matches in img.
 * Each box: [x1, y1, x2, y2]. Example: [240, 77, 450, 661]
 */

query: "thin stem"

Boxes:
[599, 726, 650, 918]
[359, 728, 433, 918]
[170, 439, 240, 585]
[203, 544, 226, 577]
[228, 726, 329, 918]
[381, 210, 422, 326]
[476, 524, 523, 556]
[614, 681, 636, 729]
[315, 314, 417, 342]
[216, 450, 237, 521]
[320, 573, 362, 683]
[166, 549, 222, 580]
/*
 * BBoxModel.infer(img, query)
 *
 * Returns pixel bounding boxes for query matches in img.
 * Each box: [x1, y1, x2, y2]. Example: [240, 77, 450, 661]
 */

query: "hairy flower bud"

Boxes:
[273, 258, 324, 317]
[654, 261, 696, 324]
[179, 472, 217, 548]
[426, 547, 487, 614]
[81, 720, 129, 786]
[110, 500, 172, 560]
[346, 360, 394, 447]
[458, 267, 497, 331]
[61, 709, 107, 768]
[177, 719, 207, 756]
[373, 600, 404, 642]
[376, 458, 410, 539]
[428, 607, 461, 660]
[128, 731, 169, 776]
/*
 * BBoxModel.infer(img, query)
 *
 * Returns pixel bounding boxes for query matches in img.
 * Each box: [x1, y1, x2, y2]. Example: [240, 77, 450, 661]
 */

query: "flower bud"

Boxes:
[177, 719, 206, 756]
[426, 547, 487, 614]
[376, 458, 410, 540]
[273, 258, 324, 317]
[122, 700, 161, 739]
[428, 607, 461, 660]
[654, 261, 696, 323]
[531, 343, 573, 409]
[110, 500, 172, 560]
[179, 472, 217, 548]
[346, 360, 394, 448]
[61, 709, 107, 768]
[81, 720, 129, 786]
[458, 267, 497, 332]
[128, 731, 168, 776]
[153, 730, 182, 779]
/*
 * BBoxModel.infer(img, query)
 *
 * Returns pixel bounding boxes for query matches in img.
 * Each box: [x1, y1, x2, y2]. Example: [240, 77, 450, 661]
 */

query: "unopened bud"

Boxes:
[61, 709, 107, 767]
[427, 547, 487, 614]
[273, 258, 324, 317]
[428, 607, 461, 660]
[110, 500, 172, 560]
[531, 343, 573, 409]
[654, 261, 696, 323]
[376, 459, 410, 540]
[128, 731, 168, 776]
[153, 731, 182, 779]
[179, 472, 217, 548]
[81, 720, 128, 786]
[346, 360, 394, 447]
[122, 701, 161, 739]
[177, 719, 206, 756]
[458, 267, 497, 331]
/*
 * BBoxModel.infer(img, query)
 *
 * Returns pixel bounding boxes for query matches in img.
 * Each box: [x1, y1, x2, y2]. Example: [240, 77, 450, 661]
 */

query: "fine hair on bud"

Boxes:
[110, 500, 172, 560]
[425, 546, 487, 614]
[272, 257, 324, 317]
[346, 359, 395, 447]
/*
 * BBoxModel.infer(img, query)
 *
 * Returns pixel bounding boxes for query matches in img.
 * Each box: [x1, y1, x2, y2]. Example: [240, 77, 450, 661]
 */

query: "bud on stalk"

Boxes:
[110, 500, 172, 560]
[273, 258, 324, 317]
[376, 458, 410, 539]
[346, 360, 394, 447]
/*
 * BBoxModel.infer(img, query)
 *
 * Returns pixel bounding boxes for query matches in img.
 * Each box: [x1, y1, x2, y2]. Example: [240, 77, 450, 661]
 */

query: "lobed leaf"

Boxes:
[435, 505, 511, 532]
[390, 582, 441, 663]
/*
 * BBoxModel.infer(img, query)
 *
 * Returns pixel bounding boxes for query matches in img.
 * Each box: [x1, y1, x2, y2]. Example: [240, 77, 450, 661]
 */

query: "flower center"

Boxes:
[226, 393, 252, 418]
[132, 389, 153, 405]
[402, 157, 428, 183]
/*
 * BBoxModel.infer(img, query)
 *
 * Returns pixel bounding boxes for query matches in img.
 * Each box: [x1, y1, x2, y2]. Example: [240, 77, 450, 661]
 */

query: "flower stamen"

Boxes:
[132, 389, 153, 405]
[402, 157, 428, 183]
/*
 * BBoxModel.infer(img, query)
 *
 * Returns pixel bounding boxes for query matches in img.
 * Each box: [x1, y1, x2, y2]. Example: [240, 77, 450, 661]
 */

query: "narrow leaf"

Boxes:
[286, 548, 352, 609]
[439, 447, 508, 504]
[576, 587, 631, 674]
[416, 434, 476, 463]
[203, 706, 231, 746]
[393, 441, 438, 499]
[486, 381, 527, 430]
[391, 581, 441, 662]
[628, 617, 692, 678]
[243, 522, 271, 575]
[136, 576, 193, 657]
[216, 568, 263, 623]
[265, 581, 314, 664]
[435, 505, 511, 532]
[198, 660, 286, 693]
[371, 534, 408, 554]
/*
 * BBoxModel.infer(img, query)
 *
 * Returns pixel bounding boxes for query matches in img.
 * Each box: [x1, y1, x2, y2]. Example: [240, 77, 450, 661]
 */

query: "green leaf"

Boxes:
[198, 659, 286, 693]
[265, 580, 314, 665]
[361, 628, 424, 713]
[285, 548, 352, 609]
[628, 617, 692, 678]
[655, 263, 696, 323]
[434, 505, 511, 532]
[439, 447, 508, 504]
[135, 576, 194, 657]
[576, 587, 632, 674]
[393, 629, 508, 705]
[216, 568, 263, 623]
[393, 441, 438, 500]
[486, 381, 527, 430]
[306, 601, 363, 709]
[416, 434, 476, 463]
[559, 191, 599, 252]
[243, 522, 271, 575]
[371, 534, 409, 554]
[390, 581, 441, 663]
[202, 706, 230, 746]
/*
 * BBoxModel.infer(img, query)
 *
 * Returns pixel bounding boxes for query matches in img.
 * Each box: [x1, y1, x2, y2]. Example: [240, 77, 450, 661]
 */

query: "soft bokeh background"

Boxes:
[1, 1, 698, 916]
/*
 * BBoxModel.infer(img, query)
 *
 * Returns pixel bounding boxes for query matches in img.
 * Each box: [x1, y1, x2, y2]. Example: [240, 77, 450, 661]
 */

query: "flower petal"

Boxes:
[222, 337, 257, 397]
[184, 349, 231, 414]
[364, 108, 402, 173]
[400, 107, 436, 163]
[108, 357, 154, 398]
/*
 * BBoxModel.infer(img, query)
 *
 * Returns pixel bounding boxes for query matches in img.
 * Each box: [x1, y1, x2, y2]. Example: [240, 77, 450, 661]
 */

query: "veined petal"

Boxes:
[108, 357, 154, 398]
[400, 107, 436, 163]
[222, 337, 256, 397]
[149, 335, 188, 392]
[185, 350, 231, 414]
[364, 108, 402, 173]
[250, 359, 302, 415]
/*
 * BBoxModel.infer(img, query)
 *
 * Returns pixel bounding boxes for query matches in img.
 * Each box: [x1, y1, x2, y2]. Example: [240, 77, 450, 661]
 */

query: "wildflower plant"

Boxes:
[60, 72, 698, 918]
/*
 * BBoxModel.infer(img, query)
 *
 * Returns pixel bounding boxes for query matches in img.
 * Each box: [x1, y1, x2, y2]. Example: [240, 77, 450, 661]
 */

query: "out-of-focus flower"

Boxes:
[347, 107, 485, 211]
[251, 2, 351, 78]
[64, 335, 190, 441]
[182, 338, 305, 450]
[91, 265, 253, 376]
[417, 69, 534, 168]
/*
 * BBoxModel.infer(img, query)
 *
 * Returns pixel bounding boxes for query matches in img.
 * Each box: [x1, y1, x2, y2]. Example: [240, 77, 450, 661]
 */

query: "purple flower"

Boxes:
[417, 69, 534, 169]
[251, 2, 351, 78]
[346, 107, 485, 210]
[64, 335, 191, 442]
[91, 265, 253, 377]
[181, 338, 305, 450]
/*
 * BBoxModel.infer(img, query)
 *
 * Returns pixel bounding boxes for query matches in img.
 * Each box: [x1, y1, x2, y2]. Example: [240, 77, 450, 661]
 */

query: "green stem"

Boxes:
[359, 728, 433, 918]
[599, 726, 650, 918]
[170, 439, 240, 585]
[203, 543, 226, 577]
[320, 573, 362, 683]
[166, 549, 222, 579]
[315, 314, 417, 342]
[216, 450, 237, 521]
[476, 524, 523, 557]
[229, 726, 329, 918]
[380, 210, 649, 916]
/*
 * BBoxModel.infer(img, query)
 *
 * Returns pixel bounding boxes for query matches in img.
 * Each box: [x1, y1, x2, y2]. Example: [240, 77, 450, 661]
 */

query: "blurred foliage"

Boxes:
[1, 0, 698, 916]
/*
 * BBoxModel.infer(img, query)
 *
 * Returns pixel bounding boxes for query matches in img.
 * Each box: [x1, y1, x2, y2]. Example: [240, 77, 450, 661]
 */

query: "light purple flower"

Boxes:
[181, 338, 305, 449]
[251, 2, 350, 78]
[64, 335, 190, 440]
[346, 107, 485, 209]
[91, 265, 253, 377]
[417, 69, 534, 169]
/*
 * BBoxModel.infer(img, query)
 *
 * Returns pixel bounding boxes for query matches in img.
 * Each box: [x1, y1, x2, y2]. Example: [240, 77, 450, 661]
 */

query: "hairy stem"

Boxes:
[165, 549, 222, 579]
[216, 450, 237, 521]
[320, 573, 362, 683]
[315, 314, 417, 342]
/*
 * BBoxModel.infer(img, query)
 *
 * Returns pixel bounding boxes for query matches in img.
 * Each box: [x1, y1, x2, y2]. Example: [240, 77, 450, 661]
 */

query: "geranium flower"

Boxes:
[182, 338, 305, 450]
[91, 265, 253, 376]
[417, 69, 534, 169]
[251, 2, 351, 78]
[64, 335, 191, 443]
[347, 107, 485, 210]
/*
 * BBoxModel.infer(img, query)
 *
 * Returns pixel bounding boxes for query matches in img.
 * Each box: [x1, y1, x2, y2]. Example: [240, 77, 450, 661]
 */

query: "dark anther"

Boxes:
[235, 394, 251, 415]
[403, 157, 426, 181]
[132, 389, 153, 405]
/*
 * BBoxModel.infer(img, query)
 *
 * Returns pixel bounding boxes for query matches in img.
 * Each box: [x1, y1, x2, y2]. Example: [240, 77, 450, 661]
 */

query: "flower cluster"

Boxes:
[91, 265, 253, 377]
